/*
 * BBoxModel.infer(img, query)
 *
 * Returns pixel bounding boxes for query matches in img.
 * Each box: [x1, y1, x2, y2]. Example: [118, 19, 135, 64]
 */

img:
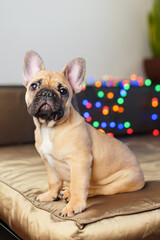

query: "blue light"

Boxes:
[119, 82, 123, 88]
[110, 121, 116, 128]
[120, 89, 127, 97]
[82, 99, 89, 106]
[151, 113, 158, 121]
[88, 76, 95, 84]
[83, 112, 90, 118]
[95, 101, 102, 108]
[102, 81, 107, 87]
[101, 122, 107, 129]
[118, 123, 124, 130]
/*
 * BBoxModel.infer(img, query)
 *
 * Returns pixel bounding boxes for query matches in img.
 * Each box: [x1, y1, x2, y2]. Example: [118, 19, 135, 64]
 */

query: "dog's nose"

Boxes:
[42, 90, 53, 99]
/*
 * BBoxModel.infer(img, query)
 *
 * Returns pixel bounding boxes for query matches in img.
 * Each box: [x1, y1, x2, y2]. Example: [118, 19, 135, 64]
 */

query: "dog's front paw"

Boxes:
[59, 187, 70, 203]
[36, 191, 59, 202]
[59, 200, 86, 217]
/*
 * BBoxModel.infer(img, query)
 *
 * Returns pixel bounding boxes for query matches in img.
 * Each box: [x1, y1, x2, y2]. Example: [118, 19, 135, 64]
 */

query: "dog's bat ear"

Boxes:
[22, 50, 45, 87]
[62, 58, 86, 94]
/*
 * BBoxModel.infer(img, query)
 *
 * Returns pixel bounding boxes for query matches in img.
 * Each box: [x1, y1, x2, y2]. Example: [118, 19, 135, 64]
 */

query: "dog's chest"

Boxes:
[40, 126, 53, 166]
[40, 125, 70, 180]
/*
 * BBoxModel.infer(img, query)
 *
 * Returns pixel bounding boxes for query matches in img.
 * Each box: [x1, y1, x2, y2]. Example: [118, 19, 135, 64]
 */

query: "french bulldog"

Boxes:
[23, 50, 145, 217]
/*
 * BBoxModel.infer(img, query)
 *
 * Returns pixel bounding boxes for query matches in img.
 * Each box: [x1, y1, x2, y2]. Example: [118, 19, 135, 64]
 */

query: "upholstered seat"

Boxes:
[0, 135, 160, 240]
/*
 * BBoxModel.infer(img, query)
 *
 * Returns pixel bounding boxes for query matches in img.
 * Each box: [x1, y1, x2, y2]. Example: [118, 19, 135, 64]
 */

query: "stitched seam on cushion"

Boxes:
[0, 179, 84, 229]
[1, 179, 160, 227]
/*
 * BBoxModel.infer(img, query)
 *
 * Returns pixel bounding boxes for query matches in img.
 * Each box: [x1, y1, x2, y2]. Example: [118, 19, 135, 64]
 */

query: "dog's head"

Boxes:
[22, 51, 86, 123]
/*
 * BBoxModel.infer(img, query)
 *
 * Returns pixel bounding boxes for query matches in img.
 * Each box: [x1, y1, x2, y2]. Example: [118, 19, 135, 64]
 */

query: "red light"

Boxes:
[153, 129, 159, 136]
[86, 102, 92, 109]
[107, 132, 114, 137]
[86, 116, 92, 122]
[127, 128, 133, 135]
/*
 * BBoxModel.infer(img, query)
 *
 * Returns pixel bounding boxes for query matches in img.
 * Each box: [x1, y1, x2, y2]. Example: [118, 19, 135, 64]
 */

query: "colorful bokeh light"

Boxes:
[107, 92, 114, 99]
[102, 106, 109, 115]
[86, 102, 92, 109]
[145, 79, 152, 87]
[124, 121, 131, 128]
[117, 97, 124, 105]
[93, 121, 99, 128]
[127, 128, 134, 135]
[101, 122, 107, 128]
[97, 91, 104, 98]
[153, 129, 159, 136]
[95, 81, 102, 88]
[151, 113, 158, 121]
[83, 112, 90, 118]
[95, 101, 102, 108]
[110, 121, 116, 128]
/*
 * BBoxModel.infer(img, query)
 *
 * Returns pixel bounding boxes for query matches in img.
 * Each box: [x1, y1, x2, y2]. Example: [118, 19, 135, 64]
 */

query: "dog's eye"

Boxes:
[60, 88, 68, 95]
[30, 83, 39, 91]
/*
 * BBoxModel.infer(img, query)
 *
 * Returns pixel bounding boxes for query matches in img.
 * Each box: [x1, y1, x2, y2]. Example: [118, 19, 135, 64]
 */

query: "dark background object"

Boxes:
[144, 58, 160, 83]
[0, 220, 22, 240]
[0, 86, 35, 145]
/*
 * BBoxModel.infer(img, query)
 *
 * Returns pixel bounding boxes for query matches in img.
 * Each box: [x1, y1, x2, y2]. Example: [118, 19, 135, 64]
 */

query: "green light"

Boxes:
[155, 84, 160, 92]
[117, 97, 124, 105]
[93, 121, 99, 128]
[123, 83, 130, 90]
[124, 121, 131, 128]
[145, 79, 152, 86]
[97, 91, 104, 98]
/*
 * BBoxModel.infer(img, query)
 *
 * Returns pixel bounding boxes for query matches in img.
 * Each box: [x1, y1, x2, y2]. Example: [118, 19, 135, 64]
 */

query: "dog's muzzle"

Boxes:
[28, 88, 64, 121]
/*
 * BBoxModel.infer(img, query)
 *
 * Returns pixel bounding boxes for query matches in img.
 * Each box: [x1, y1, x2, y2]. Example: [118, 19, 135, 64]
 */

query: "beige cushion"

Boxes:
[0, 136, 160, 239]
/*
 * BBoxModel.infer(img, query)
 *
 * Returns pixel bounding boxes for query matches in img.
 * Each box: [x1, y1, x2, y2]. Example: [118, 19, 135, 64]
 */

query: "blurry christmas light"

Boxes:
[93, 121, 99, 128]
[127, 128, 133, 135]
[86, 116, 92, 122]
[110, 121, 116, 128]
[117, 97, 124, 105]
[101, 122, 107, 128]
[123, 83, 130, 90]
[98, 129, 105, 133]
[95, 101, 102, 108]
[118, 123, 124, 130]
[82, 83, 86, 91]
[102, 81, 107, 87]
[107, 81, 114, 87]
[155, 84, 160, 92]
[152, 98, 158, 107]
[120, 89, 127, 97]
[107, 133, 114, 137]
[97, 91, 104, 98]
[153, 129, 159, 136]
[124, 121, 131, 128]
[130, 74, 137, 80]
[88, 76, 95, 84]
[95, 81, 102, 88]
[107, 92, 114, 99]
[86, 102, 92, 109]
[102, 106, 109, 115]
[145, 79, 152, 86]
[82, 99, 89, 106]
[102, 75, 108, 81]
[83, 112, 90, 118]
[151, 113, 158, 121]
[113, 105, 119, 112]
[118, 107, 124, 113]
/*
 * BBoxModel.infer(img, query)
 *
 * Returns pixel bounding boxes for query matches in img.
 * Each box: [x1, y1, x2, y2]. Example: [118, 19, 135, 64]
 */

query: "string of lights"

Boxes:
[77, 74, 160, 137]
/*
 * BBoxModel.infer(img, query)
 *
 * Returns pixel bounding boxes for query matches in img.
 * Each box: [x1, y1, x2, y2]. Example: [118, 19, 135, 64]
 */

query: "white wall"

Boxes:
[0, 0, 153, 85]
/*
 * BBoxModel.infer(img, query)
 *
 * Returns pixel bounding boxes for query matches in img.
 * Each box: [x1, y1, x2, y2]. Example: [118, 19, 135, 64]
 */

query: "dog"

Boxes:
[22, 50, 145, 217]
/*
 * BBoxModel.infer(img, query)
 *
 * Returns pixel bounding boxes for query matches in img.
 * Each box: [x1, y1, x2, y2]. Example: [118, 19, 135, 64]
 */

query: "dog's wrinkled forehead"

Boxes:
[29, 70, 71, 90]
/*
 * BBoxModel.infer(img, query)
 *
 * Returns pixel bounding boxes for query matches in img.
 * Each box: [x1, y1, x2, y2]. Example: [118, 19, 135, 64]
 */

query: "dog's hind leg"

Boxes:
[88, 169, 144, 196]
